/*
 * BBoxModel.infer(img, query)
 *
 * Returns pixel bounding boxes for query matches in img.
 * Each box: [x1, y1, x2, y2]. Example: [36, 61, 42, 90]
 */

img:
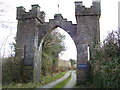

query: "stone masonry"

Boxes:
[75, 1, 101, 84]
[15, 1, 101, 84]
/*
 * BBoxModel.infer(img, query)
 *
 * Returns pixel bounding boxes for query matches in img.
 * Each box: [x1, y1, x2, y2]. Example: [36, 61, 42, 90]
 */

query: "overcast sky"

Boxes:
[0, 0, 119, 60]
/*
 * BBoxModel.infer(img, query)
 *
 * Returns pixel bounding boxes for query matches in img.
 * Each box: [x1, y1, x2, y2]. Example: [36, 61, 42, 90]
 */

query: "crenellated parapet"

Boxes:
[75, 1, 101, 16]
[54, 14, 64, 20]
[16, 4, 45, 23]
[48, 14, 73, 26]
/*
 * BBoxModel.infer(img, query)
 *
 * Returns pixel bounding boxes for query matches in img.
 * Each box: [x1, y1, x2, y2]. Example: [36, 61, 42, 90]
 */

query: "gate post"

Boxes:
[75, 1, 101, 84]
[15, 5, 45, 82]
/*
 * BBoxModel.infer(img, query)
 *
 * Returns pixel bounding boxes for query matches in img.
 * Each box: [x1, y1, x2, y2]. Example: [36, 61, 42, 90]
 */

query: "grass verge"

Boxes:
[52, 71, 72, 88]
[3, 71, 67, 88]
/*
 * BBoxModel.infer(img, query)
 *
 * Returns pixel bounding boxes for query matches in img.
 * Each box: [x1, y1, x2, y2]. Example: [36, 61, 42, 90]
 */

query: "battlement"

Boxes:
[16, 4, 45, 23]
[54, 14, 63, 20]
[75, 1, 101, 16]
[49, 14, 68, 22]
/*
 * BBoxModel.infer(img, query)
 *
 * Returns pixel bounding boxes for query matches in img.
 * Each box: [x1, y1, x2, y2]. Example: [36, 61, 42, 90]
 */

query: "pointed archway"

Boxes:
[15, 1, 101, 84]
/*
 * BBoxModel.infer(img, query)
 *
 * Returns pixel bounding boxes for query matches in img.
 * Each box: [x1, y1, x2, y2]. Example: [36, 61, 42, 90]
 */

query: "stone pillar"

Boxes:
[15, 5, 45, 82]
[75, 1, 101, 84]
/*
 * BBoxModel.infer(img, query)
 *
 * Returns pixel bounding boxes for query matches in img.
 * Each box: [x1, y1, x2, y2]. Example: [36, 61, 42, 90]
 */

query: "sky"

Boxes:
[0, 0, 119, 60]
[55, 27, 77, 60]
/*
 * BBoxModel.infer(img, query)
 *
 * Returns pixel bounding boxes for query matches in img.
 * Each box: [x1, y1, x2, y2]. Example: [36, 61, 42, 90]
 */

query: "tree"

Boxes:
[69, 59, 76, 66]
[41, 30, 66, 75]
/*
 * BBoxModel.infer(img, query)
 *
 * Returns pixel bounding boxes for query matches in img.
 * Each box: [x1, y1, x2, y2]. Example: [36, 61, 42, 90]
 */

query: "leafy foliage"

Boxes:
[69, 59, 76, 66]
[3, 71, 67, 88]
[41, 30, 66, 76]
[2, 57, 22, 84]
[91, 29, 120, 88]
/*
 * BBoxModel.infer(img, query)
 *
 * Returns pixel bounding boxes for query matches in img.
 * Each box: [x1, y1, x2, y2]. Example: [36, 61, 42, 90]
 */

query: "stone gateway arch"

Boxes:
[15, 1, 101, 84]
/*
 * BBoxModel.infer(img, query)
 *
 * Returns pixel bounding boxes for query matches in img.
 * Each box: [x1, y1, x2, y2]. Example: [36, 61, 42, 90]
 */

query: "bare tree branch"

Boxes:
[0, 29, 12, 58]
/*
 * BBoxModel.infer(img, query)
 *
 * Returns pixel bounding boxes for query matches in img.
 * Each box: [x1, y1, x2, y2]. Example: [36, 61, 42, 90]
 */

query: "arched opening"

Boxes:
[40, 27, 77, 77]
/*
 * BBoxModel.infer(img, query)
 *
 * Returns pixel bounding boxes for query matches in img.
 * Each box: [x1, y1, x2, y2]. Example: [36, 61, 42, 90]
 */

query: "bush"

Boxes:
[91, 30, 120, 88]
[2, 57, 21, 85]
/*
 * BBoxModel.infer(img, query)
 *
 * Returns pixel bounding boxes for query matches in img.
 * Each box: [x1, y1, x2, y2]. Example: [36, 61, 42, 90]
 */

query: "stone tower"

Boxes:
[16, 4, 45, 82]
[75, 1, 101, 84]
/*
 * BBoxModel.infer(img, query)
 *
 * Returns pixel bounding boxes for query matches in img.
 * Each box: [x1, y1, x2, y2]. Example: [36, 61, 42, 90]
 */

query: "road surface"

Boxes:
[64, 70, 76, 88]
[38, 71, 71, 88]
[35, 70, 76, 90]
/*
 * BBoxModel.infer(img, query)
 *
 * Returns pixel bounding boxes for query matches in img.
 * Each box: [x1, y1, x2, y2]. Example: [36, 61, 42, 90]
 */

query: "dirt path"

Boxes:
[37, 71, 72, 88]
[64, 70, 76, 88]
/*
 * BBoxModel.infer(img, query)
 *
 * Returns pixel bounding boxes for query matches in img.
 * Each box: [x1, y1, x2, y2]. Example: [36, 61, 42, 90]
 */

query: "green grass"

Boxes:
[52, 71, 72, 88]
[3, 71, 67, 88]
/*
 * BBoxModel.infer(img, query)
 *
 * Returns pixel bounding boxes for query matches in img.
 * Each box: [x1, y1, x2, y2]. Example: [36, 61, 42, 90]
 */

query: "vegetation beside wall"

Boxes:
[2, 57, 22, 85]
[91, 29, 120, 88]
[57, 59, 71, 72]
[3, 71, 67, 88]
